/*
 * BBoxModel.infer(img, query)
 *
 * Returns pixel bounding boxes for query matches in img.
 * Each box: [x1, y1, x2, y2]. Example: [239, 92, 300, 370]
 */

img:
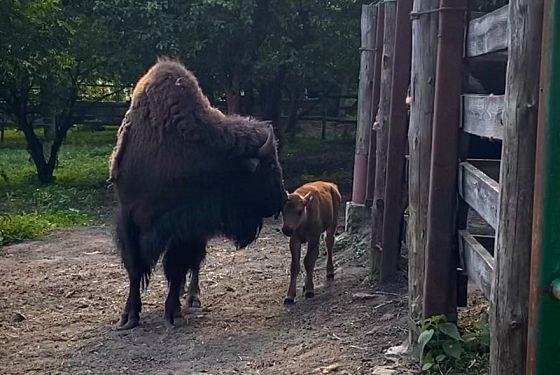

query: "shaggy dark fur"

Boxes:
[109, 58, 287, 330]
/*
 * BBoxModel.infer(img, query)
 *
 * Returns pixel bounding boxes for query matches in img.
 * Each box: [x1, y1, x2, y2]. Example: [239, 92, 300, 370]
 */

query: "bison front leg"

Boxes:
[284, 237, 302, 305]
[162, 247, 188, 326]
[303, 237, 320, 298]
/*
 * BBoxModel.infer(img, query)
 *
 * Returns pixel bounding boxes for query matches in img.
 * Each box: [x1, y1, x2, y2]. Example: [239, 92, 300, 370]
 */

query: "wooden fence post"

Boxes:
[422, 0, 467, 321]
[351, 4, 378, 205]
[380, 0, 413, 284]
[407, 0, 439, 341]
[490, 0, 544, 374]
[371, 0, 396, 270]
[527, 2, 556, 374]
[366, 3, 385, 210]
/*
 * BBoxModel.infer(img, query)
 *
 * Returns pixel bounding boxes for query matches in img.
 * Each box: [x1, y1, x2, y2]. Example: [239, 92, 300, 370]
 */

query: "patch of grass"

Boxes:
[0, 127, 116, 246]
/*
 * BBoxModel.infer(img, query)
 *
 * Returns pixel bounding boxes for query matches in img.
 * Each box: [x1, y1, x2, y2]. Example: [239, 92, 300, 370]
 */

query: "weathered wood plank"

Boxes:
[407, 0, 439, 345]
[380, 0, 412, 284]
[458, 161, 500, 230]
[466, 5, 509, 57]
[490, 1, 544, 374]
[371, 0, 396, 266]
[351, 4, 377, 204]
[461, 95, 504, 139]
[459, 230, 495, 299]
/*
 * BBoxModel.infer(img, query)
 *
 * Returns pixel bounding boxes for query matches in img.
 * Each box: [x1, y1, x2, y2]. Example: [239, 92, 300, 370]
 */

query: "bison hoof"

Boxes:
[283, 297, 295, 305]
[188, 296, 201, 308]
[305, 291, 315, 299]
[326, 273, 335, 281]
[116, 313, 139, 331]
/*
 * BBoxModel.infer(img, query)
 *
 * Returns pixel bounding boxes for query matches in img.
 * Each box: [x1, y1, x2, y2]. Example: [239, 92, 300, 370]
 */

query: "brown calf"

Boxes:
[281, 181, 342, 304]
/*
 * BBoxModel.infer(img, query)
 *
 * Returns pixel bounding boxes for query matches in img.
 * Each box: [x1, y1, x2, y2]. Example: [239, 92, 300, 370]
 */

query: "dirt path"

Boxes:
[0, 220, 418, 375]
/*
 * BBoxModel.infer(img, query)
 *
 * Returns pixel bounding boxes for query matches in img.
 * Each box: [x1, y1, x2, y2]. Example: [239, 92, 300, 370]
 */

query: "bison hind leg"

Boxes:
[114, 209, 145, 330]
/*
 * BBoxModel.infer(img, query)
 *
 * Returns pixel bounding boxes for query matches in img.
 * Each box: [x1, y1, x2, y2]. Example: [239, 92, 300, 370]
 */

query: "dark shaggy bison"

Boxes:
[108, 58, 287, 330]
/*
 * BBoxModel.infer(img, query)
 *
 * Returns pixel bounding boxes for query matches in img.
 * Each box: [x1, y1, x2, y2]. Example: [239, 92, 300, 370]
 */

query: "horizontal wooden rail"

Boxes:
[459, 230, 494, 299]
[458, 160, 500, 230]
[461, 94, 504, 140]
[466, 5, 509, 58]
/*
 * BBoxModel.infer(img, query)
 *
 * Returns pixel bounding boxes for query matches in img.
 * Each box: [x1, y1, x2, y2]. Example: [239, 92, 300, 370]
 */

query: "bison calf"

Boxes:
[281, 181, 341, 304]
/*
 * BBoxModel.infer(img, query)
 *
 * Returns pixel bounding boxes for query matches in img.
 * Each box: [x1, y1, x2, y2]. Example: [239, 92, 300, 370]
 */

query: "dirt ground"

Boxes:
[0, 219, 419, 375]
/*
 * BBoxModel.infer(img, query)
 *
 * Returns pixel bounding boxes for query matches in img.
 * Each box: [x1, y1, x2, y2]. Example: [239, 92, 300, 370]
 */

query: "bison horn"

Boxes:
[257, 128, 275, 158]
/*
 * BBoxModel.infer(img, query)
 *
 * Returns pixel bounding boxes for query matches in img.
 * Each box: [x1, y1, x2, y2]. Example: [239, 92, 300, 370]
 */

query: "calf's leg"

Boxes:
[303, 236, 320, 298]
[285, 237, 302, 305]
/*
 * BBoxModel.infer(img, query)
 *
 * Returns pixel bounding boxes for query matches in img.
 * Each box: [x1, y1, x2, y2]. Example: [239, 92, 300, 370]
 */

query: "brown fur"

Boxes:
[109, 58, 286, 330]
[281, 181, 342, 304]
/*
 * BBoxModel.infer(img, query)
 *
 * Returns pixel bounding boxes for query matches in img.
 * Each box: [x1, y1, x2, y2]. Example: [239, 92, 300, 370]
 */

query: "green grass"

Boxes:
[0, 126, 355, 246]
[0, 127, 117, 246]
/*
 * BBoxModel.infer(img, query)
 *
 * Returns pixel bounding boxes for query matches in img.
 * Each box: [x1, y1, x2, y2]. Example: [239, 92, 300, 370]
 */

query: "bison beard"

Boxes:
[109, 58, 287, 330]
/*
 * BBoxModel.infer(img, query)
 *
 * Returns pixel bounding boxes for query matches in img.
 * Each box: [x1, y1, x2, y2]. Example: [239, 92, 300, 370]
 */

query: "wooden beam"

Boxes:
[380, 0, 413, 283]
[422, 0, 467, 321]
[490, 1, 545, 374]
[459, 230, 494, 299]
[466, 5, 509, 58]
[458, 161, 500, 230]
[407, 0, 439, 344]
[371, 0, 396, 267]
[366, 3, 385, 209]
[461, 94, 505, 140]
[351, 4, 378, 204]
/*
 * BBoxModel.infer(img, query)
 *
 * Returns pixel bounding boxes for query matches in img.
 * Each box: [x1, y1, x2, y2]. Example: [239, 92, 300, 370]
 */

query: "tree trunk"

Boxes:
[226, 71, 242, 115]
[260, 75, 284, 149]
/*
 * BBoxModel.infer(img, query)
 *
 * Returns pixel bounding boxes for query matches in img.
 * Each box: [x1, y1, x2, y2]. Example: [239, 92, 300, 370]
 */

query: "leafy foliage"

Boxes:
[417, 314, 490, 374]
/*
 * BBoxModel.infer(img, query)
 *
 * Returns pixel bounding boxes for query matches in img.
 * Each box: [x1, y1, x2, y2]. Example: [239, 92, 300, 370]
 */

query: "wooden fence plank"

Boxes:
[458, 161, 500, 230]
[459, 230, 494, 299]
[461, 95, 504, 139]
[466, 5, 509, 57]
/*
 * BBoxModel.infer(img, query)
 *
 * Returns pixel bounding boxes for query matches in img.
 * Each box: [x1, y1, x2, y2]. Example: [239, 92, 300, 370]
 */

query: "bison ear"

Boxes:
[241, 158, 260, 173]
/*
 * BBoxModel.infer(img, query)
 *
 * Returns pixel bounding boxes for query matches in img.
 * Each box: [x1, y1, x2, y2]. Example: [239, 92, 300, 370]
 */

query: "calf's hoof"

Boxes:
[284, 297, 295, 305]
[116, 312, 139, 331]
[304, 290, 315, 299]
[187, 296, 202, 308]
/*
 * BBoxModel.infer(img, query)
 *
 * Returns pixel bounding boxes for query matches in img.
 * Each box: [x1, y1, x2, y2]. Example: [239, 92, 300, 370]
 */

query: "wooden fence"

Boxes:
[351, 1, 554, 373]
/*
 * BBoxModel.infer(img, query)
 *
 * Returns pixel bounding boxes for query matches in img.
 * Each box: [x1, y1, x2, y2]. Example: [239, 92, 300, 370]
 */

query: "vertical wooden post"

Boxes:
[490, 1, 544, 374]
[371, 0, 397, 270]
[366, 4, 385, 209]
[407, 0, 439, 339]
[380, 0, 413, 284]
[527, 2, 556, 374]
[422, 0, 467, 321]
[351, 4, 378, 204]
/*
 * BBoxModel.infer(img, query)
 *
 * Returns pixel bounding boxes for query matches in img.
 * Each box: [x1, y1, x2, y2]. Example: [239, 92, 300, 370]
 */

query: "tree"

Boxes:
[0, 0, 114, 182]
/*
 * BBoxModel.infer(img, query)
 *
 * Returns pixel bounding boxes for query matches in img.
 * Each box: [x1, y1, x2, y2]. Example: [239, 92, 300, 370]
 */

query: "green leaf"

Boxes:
[418, 329, 435, 359]
[438, 322, 463, 341]
[435, 354, 446, 362]
[422, 362, 433, 371]
[441, 341, 463, 360]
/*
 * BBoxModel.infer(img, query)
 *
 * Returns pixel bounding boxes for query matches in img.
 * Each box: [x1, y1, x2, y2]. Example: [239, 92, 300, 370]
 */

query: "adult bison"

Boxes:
[108, 58, 287, 330]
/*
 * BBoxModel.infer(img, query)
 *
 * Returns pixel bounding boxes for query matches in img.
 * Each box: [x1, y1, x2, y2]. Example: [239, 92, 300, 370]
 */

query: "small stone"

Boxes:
[12, 312, 26, 322]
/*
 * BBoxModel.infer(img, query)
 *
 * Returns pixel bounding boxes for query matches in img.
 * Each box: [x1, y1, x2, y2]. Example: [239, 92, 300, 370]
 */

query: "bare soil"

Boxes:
[0, 220, 418, 375]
